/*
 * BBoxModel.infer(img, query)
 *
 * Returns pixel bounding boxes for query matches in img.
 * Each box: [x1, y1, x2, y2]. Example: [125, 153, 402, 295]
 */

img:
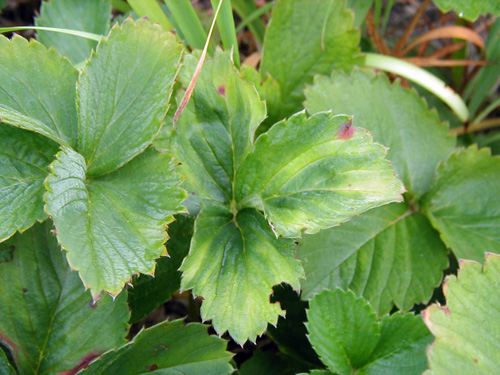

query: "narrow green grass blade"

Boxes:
[210, 0, 240, 66]
[364, 53, 469, 122]
[0, 26, 101, 41]
[234, 0, 271, 42]
[128, 0, 173, 31]
[164, 0, 209, 51]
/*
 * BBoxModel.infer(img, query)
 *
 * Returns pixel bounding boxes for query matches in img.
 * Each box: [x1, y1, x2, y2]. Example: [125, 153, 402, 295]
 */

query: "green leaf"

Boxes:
[422, 146, 500, 262]
[0, 125, 58, 242]
[127, 214, 194, 323]
[0, 349, 16, 375]
[239, 350, 308, 375]
[423, 253, 500, 375]
[347, 0, 374, 28]
[0, 35, 78, 147]
[261, 0, 361, 120]
[180, 205, 303, 344]
[44, 147, 186, 297]
[433, 0, 500, 21]
[35, 0, 111, 64]
[0, 222, 129, 375]
[297, 203, 449, 315]
[173, 51, 266, 206]
[307, 289, 432, 375]
[79, 320, 234, 375]
[305, 69, 456, 199]
[77, 19, 183, 176]
[236, 111, 404, 238]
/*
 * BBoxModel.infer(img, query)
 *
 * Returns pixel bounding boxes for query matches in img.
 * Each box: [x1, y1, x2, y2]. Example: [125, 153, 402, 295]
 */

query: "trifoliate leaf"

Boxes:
[0, 125, 58, 242]
[0, 35, 78, 147]
[236, 111, 404, 238]
[423, 253, 500, 375]
[35, 0, 111, 64]
[433, 0, 500, 21]
[44, 147, 186, 297]
[297, 203, 449, 315]
[79, 320, 234, 375]
[422, 146, 500, 262]
[0, 222, 130, 375]
[77, 19, 182, 176]
[305, 69, 456, 199]
[127, 214, 194, 323]
[261, 0, 361, 121]
[180, 205, 303, 344]
[307, 289, 432, 375]
[173, 51, 266, 206]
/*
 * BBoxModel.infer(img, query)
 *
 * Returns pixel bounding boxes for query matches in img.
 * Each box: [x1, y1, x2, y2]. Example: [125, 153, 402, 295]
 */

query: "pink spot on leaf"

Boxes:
[337, 120, 354, 140]
[217, 85, 226, 96]
[61, 353, 100, 375]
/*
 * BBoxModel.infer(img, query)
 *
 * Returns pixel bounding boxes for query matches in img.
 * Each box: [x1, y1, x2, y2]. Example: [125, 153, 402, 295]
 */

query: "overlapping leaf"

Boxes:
[433, 0, 500, 21]
[180, 205, 302, 344]
[173, 51, 266, 206]
[0, 222, 130, 375]
[297, 203, 449, 315]
[305, 68, 456, 199]
[0, 349, 16, 375]
[307, 289, 432, 375]
[79, 320, 233, 375]
[236, 111, 405, 238]
[78, 19, 183, 176]
[0, 35, 78, 147]
[0, 126, 58, 242]
[45, 147, 185, 297]
[127, 214, 194, 323]
[422, 146, 500, 262]
[35, 0, 111, 64]
[424, 253, 500, 375]
[261, 0, 361, 120]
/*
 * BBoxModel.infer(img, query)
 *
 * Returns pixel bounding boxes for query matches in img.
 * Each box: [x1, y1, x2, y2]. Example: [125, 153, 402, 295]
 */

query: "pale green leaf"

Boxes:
[173, 51, 266, 205]
[0, 222, 129, 375]
[305, 69, 456, 199]
[79, 320, 234, 375]
[307, 289, 431, 375]
[44, 147, 186, 297]
[297, 203, 449, 315]
[261, 0, 361, 120]
[77, 19, 183, 176]
[180, 205, 303, 344]
[0, 35, 78, 147]
[433, 0, 500, 21]
[424, 253, 500, 375]
[236, 111, 404, 238]
[35, 0, 111, 64]
[422, 146, 500, 262]
[0, 125, 58, 242]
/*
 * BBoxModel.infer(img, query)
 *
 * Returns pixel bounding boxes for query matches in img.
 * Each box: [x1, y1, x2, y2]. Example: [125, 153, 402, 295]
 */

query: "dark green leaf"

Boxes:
[0, 126, 58, 242]
[35, 0, 111, 64]
[422, 146, 500, 262]
[0, 348, 16, 375]
[261, 0, 361, 120]
[0, 222, 129, 375]
[79, 320, 234, 375]
[307, 289, 432, 375]
[128, 214, 194, 323]
[297, 203, 449, 315]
